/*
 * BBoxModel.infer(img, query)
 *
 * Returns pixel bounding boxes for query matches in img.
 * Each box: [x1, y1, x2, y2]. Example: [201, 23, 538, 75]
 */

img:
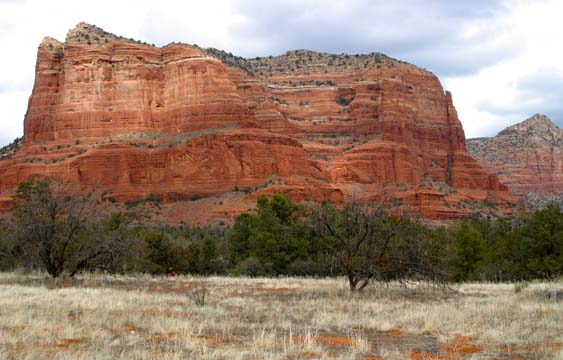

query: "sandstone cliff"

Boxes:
[0, 22, 517, 224]
[468, 114, 563, 208]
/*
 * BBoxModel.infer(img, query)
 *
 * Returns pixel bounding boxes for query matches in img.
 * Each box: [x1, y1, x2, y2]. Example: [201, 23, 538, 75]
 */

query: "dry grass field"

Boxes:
[0, 272, 562, 359]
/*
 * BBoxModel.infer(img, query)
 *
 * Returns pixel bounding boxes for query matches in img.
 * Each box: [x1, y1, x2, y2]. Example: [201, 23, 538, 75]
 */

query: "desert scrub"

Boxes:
[0, 273, 562, 359]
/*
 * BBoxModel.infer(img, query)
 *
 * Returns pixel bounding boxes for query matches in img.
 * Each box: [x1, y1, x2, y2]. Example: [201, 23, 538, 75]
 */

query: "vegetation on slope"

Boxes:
[204, 48, 413, 77]
[0, 136, 22, 160]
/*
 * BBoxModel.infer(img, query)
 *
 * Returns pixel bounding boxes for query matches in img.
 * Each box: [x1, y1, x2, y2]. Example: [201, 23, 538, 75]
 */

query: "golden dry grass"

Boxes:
[0, 272, 562, 359]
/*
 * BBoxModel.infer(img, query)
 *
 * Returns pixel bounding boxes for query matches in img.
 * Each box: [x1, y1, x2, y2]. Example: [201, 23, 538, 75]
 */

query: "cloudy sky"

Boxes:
[1, 0, 562, 146]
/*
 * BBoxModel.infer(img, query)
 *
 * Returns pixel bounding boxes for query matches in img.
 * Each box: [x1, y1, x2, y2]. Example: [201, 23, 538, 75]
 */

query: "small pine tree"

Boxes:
[451, 221, 486, 281]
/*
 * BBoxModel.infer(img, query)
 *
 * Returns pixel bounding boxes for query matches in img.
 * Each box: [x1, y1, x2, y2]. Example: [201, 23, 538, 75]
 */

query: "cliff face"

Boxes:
[468, 114, 563, 208]
[0, 23, 516, 224]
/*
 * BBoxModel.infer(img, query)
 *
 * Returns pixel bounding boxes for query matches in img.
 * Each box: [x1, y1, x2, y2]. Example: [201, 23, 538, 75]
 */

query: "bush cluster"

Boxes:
[1, 180, 562, 287]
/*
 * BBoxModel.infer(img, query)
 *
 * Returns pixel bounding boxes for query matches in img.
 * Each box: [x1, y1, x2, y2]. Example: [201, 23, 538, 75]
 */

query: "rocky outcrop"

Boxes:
[0, 23, 517, 224]
[468, 114, 563, 208]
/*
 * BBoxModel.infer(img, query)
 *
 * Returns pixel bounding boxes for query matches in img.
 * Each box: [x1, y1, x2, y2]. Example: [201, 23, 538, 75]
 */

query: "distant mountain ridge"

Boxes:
[467, 114, 563, 208]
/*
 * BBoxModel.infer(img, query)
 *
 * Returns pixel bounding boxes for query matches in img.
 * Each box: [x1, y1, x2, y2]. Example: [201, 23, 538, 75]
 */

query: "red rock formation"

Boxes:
[0, 23, 517, 223]
[468, 114, 563, 208]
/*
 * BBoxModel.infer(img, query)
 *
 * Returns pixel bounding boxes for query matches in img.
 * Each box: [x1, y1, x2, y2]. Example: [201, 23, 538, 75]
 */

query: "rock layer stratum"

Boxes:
[468, 114, 563, 208]
[0, 22, 517, 224]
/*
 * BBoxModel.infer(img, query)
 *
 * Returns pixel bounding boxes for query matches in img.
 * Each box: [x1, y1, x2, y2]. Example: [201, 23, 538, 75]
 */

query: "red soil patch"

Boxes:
[387, 328, 403, 335]
[412, 337, 562, 359]
[410, 334, 480, 359]
[107, 325, 144, 336]
[410, 351, 446, 360]
[316, 335, 353, 347]
[527, 342, 563, 351]
[293, 335, 352, 347]
[10, 338, 87, 355]
[39, 338, 88, 355]
[54, 338, 83, 348]
[302, 351, 321, 358]
[441, 335, 480, 354]
[196, 334, 230, 346]
[500, 346, 522, 354]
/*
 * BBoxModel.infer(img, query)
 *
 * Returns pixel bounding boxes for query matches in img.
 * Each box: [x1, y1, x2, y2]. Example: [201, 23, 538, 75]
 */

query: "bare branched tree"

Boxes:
[12, 179, 114, 278]
[311, 200, 444, 292]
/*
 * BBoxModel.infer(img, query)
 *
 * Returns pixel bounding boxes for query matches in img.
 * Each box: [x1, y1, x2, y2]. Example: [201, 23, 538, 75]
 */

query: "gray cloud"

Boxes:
[231, 0, 514, 75]
[476, 69, 563, 129]
[518, 70, 563, 98]
[141, 0, 514, 76]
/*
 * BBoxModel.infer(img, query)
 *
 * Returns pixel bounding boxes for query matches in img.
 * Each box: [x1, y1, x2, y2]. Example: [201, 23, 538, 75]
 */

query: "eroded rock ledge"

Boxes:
[0, 23, 517, 224]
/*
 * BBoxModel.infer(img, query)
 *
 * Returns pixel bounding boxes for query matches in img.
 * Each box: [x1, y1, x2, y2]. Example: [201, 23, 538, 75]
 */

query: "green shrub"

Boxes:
[287, 260, 330, 277]
[144, 231, 189, 274]
[232, 257, 272, 277]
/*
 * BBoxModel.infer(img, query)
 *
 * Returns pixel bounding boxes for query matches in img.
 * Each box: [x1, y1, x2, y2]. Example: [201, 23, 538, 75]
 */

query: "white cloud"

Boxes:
[0, 90, 29, 142]
[140, 1, 246, 50]
[0, 0, 151, 146]
[443, 0, 563, 138]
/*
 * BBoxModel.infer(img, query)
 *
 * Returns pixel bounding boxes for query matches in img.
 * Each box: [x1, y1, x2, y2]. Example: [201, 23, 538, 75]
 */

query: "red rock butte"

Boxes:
[0, 22, 518, 224]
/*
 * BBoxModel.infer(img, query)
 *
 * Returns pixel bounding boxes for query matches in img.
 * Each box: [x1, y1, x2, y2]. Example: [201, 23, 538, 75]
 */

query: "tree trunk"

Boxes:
[348, 274, 359, 292]
[358, 278, 370, 292]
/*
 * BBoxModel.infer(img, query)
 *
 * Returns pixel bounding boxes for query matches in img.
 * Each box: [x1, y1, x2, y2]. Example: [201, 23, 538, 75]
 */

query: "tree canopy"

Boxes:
[2, 179, 563, 286]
